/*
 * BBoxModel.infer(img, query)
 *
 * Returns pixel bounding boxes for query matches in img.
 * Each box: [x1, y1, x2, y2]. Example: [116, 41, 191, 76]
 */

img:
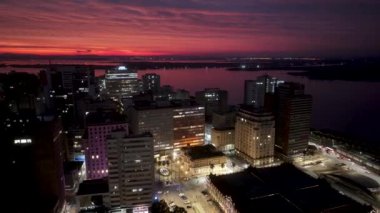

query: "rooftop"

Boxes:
[86, 110, 126, 126]
[209, 164, 371, 213]
[133, 100, 201, 110]
[77, 178, 109, 196]
[182, 144, 225, 160]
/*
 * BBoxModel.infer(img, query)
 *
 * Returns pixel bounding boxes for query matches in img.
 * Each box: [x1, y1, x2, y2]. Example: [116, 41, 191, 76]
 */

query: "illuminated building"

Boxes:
[207, 164, 371, 213]
[39, 66, 96, 113]
[211, 127, 235, 151]
[275, 82, 312, 157]
[105, 66, 140, 100]
[244, 75, 283, 108]
[173, 105, 205, 148]
[128, 101, 205, 152]
[107, 132, 154, 212]
[83, 111, 128, 180]
[235, 106, 275, 166]
[142, 73, 160, 93]
[179, 144, 227, 177]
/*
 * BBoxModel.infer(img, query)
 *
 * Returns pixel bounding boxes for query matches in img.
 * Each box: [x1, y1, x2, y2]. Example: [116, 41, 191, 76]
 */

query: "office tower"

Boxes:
[275, 82, 312, 156]
[83, 111, 128, 179]
[39, 66, 96, 111]
[5, 116, 65, 213]
[244, 80, 256, 106]
[195, 88, 228, 120]
[244, 75, 284, 108]
[142, 73, 160, 93]
[128, 105, 174, 152]
[235, 106, 275, 166]
[173, 105, 205, 148]
[105, 66, 140, 100]
[107, 132, 154, 212]
[128, 101, 205, 152]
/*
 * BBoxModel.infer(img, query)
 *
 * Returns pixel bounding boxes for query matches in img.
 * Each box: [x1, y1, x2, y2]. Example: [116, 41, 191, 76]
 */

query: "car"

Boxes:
[186, 206, 192, 209]
[184, 200, 191, 204]
[179, 193, 185, 197]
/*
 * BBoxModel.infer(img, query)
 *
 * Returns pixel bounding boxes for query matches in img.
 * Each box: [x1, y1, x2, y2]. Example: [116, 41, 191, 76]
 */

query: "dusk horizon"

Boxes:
[1, 0, 380, 58]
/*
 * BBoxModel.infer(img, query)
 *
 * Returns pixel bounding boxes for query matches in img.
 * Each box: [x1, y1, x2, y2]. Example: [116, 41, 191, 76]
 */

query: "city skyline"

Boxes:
[0, 0, 379, 57]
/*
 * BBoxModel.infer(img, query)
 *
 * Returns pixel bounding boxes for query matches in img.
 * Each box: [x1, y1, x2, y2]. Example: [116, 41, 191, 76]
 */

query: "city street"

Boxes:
[158, 177, 222, 213]
[294, 147, 380, 208]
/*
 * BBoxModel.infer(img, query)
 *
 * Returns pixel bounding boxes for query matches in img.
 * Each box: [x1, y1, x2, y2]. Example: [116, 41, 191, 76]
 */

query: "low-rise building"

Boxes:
[178, 144, 228, 177]
[207, 164, 372, 213]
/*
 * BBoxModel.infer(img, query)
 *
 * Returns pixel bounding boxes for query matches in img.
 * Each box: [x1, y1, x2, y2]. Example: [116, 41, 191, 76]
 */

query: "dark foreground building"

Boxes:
[207, 164, 372, 213]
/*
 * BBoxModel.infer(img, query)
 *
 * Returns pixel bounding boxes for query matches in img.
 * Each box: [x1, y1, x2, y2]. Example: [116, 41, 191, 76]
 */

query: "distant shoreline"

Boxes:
[2, 59, 380, 82]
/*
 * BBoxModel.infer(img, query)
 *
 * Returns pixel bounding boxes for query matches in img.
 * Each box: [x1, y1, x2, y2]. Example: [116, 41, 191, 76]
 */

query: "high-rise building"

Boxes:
[105, 66, 140, 100]
[275, 82, 312, 156]
[173, 106, 205, 148]
[244, 75, 284, 108]
[127, 101, 205, 152]
[142, 73, 160, 93]
[4, 116, 65, 213]
[235, 106, 275, 166]
[195, 88, 228, 120]
[40, 66, 96, 112]
[128, 105, 174, 151]
[107, 132, 154, 212]
[83, 111, 128, 179]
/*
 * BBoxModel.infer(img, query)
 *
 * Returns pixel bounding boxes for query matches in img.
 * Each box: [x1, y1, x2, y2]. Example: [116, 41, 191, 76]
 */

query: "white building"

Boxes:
[105, 66, 140, 101]
[235, 107, 275, 166]
[107, 131, 154, 212]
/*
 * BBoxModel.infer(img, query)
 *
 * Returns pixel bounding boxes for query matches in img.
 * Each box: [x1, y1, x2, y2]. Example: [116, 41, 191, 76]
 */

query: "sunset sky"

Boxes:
[0, 0, 379, 57]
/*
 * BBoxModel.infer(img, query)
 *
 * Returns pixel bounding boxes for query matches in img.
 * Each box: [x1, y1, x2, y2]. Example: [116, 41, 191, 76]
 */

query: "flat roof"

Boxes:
[86, 110, 126, 126]
[209, 164, 371, 213]
[77, 178, 109, 196]
[182, 144, 224, 160]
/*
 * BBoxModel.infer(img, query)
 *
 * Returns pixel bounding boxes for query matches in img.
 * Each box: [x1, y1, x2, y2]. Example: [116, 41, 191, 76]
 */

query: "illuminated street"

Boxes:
[294, 145, 380, 209]
[158, 177, 222, 213]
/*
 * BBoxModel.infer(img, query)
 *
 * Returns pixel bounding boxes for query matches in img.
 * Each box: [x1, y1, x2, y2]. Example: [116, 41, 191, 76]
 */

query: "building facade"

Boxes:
[195, 88, 228, 120]
[142, 73, 160, 93]
[105, 66, 140, 100]
[107, 132, 154, 212]
[275, 82, 312, 156]
[211, 127, 235, 151]
[128, 102, 205, 152]
[173, 106, 205, 148]
[179, 145, 228, 177]
[128, 106, 174, 151]
[84, 111, 128, 179]
[235, 107, 275, 166]
[244, 75, 283, 108]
